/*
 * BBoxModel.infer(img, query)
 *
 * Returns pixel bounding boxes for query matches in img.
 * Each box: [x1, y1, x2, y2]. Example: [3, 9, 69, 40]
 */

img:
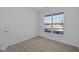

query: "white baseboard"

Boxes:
[7, 35, 38, 48]
[39, 35, 78, 48]
[0, 35, 38, 52]
[0, 46, 7, 52]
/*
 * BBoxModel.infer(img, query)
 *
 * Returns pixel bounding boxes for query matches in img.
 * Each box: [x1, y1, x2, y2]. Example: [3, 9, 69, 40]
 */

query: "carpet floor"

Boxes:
[4, 36, 79, 52]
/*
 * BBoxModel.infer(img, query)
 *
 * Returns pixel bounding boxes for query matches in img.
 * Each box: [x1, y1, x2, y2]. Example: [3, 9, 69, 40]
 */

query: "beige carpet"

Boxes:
[5, 36, 79, 52]
[0, 50, 2, 52]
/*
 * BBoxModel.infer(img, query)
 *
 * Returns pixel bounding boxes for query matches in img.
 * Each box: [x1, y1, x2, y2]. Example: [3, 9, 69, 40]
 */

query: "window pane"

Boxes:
[44, 15, 52, 33]
[53, 12, 64, 35]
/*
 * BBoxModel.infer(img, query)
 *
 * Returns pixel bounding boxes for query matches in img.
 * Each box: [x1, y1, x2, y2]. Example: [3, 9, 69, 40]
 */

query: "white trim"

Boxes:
[39, 35, 77, 48]
[0, 46, 7, 51]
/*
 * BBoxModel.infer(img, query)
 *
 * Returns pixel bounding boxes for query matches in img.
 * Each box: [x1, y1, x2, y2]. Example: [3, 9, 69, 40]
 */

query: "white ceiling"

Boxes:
[30, 7, 48, 12]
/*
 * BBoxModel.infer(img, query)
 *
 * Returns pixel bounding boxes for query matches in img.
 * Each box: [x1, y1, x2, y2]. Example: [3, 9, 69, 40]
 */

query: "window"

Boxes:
[44, 12, 64, 35]
[53, 12, 64, 35]
[44, 15, 52, 33]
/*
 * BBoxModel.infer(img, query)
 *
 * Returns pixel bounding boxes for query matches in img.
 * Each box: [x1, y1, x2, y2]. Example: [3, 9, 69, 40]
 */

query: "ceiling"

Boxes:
[30, 7, 48, 12]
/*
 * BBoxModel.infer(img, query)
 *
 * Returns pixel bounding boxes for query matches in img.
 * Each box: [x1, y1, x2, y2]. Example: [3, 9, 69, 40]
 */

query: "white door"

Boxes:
[0, 8, 8, 49]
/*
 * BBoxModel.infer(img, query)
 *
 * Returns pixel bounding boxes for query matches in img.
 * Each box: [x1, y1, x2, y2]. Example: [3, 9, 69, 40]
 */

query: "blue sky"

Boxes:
[44, 16, 52, 23]
[44, 14, 64, 23]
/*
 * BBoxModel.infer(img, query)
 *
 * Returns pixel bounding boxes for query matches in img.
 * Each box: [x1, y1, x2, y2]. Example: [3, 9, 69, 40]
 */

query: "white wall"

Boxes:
[76, 8, 79, 48]
[39, 7, 78, 47]
[0, 7, 38, 49]
[0, 7, 78, 49]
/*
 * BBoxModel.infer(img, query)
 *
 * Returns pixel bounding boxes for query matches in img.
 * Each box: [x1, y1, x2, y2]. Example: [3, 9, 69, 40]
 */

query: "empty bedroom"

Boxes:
[0, 7, 79, 52]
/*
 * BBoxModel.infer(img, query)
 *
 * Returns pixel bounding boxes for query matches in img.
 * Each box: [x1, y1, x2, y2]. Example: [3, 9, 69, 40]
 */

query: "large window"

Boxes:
[53, 12, 64, 35]
[44, 15, 52, 33]
[44, 12, 64, 35]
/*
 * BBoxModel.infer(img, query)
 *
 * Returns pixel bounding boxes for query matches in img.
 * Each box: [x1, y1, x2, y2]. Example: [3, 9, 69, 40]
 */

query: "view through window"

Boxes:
[53, 12, 64, 35]
[44, 15, 52, 33]
[44, 12, 64, 35]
